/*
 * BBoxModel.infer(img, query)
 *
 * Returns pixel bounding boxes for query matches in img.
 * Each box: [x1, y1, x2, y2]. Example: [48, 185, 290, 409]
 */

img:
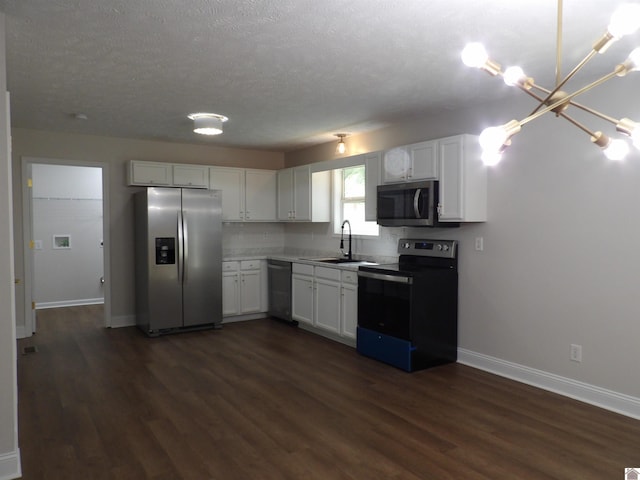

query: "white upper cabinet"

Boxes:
[277, 166, 330, 222]
[209, 167, 277, 222]
[437, 134, 486, 222]
[277, 168, 294, 220]
[245, 169, 277, 221]
[209, 167, 244, 221]
[382, 140, 438, 183]
[128, 161, 172, 186]
[364, 152, 381, 222]
[172, 164, 209, 188]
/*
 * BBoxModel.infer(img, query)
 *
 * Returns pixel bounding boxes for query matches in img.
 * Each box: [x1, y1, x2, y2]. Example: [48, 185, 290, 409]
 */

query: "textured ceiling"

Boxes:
[1, 0, 639, 151]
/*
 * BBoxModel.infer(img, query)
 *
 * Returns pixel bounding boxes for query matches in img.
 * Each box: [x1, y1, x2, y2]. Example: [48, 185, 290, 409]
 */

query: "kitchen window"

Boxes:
[333, 165, 379, 236]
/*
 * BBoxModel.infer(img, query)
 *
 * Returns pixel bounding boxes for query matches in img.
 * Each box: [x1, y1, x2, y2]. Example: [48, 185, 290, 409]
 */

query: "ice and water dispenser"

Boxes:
[155, 237, 175, 265]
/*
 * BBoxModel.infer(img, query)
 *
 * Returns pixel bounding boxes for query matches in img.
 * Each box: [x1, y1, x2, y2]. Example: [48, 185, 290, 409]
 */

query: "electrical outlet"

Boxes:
[570, 344, 582, 362]
[475, 237, 484, 251]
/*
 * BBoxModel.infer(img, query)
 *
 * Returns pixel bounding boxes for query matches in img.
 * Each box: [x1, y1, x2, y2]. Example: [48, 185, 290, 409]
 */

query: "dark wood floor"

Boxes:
[17, 306, 640, 479]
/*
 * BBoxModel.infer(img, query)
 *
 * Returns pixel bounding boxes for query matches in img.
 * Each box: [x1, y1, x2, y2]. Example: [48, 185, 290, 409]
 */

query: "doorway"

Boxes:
[21, 157, 111, 335]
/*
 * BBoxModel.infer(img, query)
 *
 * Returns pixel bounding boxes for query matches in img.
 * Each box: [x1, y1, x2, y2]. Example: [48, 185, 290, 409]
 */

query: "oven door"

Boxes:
[376, 180, 435, 227]
[358, 271, 412, 340]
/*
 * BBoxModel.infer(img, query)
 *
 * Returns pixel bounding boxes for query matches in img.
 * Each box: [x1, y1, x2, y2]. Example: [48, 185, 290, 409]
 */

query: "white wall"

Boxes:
[32, 164, 104, 307]
[285, 77, 640, 402]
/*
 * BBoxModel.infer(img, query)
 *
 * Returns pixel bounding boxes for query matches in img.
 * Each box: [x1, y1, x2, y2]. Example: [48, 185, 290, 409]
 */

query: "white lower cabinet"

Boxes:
[340, 271, 358, 340]
[292, 264, 314, 325]
[291, 262, 358, 343]
[313, 267, 341, 334]
[222, 260, 263, 317]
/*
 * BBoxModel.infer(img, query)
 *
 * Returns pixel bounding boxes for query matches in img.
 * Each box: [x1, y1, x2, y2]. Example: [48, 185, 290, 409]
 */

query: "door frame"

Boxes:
[21, 156, 111, 335]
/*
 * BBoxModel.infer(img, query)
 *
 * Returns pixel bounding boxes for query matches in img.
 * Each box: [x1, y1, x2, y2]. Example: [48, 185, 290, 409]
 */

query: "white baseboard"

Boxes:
[458, 348, 640, 421]
[109, 314, 136, 328]
[0, 449, 21, 480]
[222, 313, 267, 323]
[36, 298, 104, 309]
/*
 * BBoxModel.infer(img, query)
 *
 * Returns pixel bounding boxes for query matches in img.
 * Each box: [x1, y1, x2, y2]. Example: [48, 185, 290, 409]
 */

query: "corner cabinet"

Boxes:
[437, 134, 487, 222]
[277, 166, 330, 222]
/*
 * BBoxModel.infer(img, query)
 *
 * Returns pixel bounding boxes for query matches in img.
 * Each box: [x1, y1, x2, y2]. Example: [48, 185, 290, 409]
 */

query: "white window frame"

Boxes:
[332, 165, 379, 237]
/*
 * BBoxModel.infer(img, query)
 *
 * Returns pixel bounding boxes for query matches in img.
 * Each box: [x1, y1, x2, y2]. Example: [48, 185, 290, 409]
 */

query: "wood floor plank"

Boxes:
[17, 305, 640, 479]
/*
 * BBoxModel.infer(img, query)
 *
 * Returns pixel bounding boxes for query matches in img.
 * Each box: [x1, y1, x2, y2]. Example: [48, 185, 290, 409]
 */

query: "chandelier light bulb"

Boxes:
[461, 43, 489, 68]
[608, 4, 640, 38]
[626, 47, 640, 70]
[603, 138, 630, 161]
[479, 125, 508, 152]
[503, 66, 526, 86]
[481, 150, 503, 166]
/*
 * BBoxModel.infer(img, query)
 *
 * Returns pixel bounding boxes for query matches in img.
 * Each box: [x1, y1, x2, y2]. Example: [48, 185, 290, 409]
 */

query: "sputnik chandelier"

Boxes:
[462, 0, 640, 165]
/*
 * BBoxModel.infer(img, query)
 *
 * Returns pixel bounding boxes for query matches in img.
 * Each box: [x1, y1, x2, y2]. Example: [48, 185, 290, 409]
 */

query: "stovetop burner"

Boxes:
[359, 238, 458, 276]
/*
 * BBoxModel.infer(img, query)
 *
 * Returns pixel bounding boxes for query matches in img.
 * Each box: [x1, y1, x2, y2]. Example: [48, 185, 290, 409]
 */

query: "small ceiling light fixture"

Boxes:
[188, 112, 228, 136]
[462, 0, 640, 165]
[335, 133, 348, 154]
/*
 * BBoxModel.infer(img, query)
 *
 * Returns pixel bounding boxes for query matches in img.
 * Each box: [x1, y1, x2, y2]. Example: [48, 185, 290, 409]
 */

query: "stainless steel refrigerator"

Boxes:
[135, 187, 222, 336]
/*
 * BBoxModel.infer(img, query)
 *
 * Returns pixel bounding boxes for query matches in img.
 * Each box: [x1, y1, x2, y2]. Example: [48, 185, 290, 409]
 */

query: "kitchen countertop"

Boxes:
[223, 251, 392, 270]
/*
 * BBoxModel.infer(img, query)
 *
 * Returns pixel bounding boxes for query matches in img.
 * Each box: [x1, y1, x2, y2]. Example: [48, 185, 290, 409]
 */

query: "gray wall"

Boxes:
[285, 78, 640, 400]
[12, 129, 285, 330]
[32, 164, 104, 307]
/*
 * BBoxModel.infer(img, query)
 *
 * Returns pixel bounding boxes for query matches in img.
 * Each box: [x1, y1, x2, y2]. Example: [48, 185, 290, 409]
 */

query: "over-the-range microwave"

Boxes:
[376, 180, 458, 228]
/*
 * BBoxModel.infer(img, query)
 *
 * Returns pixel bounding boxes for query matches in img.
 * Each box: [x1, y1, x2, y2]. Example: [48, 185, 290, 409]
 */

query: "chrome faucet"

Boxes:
[340, 220, 352, 260]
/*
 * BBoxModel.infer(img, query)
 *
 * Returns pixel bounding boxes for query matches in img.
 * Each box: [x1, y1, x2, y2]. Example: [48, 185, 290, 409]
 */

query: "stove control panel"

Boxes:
[397, 238, 457, 258]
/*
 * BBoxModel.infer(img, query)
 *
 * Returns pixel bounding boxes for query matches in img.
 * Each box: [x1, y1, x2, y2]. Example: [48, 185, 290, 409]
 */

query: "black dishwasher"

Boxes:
[267, 259, 296, 324]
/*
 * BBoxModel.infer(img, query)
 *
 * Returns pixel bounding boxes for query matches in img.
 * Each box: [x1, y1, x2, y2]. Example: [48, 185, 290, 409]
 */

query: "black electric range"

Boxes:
[356, 239, 458, 372]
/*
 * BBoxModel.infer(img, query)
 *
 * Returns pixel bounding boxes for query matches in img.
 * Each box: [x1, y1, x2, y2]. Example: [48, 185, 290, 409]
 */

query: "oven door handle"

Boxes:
[358, 271, 413, 284]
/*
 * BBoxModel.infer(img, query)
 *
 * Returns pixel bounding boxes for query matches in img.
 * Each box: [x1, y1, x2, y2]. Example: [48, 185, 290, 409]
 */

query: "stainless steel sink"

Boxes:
[304, 257, 371, 264]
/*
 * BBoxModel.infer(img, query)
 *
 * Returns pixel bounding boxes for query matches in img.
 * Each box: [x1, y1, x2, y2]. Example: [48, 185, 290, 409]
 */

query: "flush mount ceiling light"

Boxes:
[188, 113, 228, 136]
[462, 0, 640, 165]
[335, 133, 348, 154]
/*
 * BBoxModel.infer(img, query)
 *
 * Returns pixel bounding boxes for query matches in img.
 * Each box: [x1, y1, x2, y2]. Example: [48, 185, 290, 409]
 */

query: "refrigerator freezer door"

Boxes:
[181, 189, 223, 327]
[146, 187, 183, 330]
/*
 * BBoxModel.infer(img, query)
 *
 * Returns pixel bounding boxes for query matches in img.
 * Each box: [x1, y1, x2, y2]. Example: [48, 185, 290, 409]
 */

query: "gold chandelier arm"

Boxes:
[520, 66, 623, 127]
[528, 81, 618, 124]
[517, 82, 601, 139]
[528, 49, 598, 116]
[558, 112, 598, 137]
[566, 102, 618, 125]
[556, 0, 563, 86]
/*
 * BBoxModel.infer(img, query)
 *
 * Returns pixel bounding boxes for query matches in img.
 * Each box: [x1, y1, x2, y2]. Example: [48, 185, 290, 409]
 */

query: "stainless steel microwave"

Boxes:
[377, 180, 458, 227]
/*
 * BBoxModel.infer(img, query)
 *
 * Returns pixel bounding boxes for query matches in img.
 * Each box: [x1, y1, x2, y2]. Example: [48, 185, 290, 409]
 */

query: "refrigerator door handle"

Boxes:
[177, 211, 184, 283]
[182, 211, 189, 283]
